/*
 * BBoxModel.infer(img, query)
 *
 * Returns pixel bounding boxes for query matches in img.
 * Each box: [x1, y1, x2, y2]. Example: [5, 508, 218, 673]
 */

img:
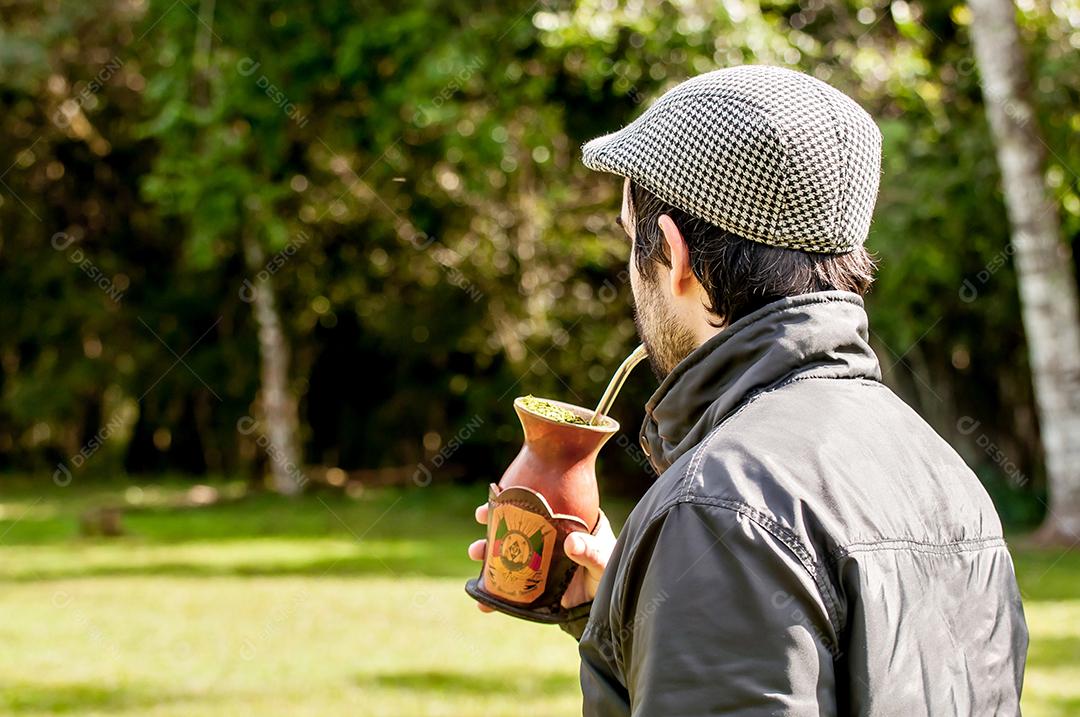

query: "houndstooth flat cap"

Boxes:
[582, 65, 882, 253]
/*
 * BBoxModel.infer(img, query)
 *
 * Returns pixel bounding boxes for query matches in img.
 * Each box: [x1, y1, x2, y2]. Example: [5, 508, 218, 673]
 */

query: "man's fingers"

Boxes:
[564, 532, 607, 575]
[467, 538, 486, 561]
[469, 504, 494, 612]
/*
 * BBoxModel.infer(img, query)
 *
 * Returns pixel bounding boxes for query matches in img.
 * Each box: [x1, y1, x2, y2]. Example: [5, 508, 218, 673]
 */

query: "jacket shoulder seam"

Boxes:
[675, 495, 844, 652]
[661, 374, 889, 648]
[611, 497, 843, 665]
[831, 535, 1007, 560]
[673, 376, 848, 642]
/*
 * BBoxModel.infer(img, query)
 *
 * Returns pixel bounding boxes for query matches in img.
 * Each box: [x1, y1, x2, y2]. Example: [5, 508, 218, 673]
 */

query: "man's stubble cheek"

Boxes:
[628, 257, 667, 380]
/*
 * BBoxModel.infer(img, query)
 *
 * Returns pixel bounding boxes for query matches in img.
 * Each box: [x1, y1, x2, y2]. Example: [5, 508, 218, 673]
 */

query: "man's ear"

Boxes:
[657, 214, 693, 297]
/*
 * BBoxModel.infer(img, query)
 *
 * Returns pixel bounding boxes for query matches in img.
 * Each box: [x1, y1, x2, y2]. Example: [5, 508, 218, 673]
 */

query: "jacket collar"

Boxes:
[640, 291, 882, 473]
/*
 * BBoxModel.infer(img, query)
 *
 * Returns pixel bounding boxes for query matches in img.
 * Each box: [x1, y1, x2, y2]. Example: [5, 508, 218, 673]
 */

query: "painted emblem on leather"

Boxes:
[484, 502, 557, 603]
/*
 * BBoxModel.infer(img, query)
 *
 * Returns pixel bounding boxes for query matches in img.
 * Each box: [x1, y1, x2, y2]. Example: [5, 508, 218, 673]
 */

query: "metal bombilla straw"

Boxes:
[589, 344, 649, 426]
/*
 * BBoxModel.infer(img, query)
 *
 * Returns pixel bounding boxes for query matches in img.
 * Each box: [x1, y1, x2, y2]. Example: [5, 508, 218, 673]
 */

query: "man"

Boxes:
[468, 65, 1028, 715]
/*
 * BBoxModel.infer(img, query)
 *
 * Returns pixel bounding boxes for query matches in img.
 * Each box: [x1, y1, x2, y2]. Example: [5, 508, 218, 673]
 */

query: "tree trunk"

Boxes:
[969, 0, 1080, 542]
[243, 232, 304, 496]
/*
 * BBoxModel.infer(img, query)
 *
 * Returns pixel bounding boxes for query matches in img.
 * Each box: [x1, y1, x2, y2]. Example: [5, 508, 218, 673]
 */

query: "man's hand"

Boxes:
[467, 503, 616, 612]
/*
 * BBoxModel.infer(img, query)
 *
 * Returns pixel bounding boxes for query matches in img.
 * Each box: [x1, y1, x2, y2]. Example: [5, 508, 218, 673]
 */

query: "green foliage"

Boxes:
[0, 1, 1077, 509]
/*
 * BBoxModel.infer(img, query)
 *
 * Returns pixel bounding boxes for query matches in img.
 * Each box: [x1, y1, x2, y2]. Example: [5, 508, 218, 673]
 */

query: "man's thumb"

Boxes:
[565, 532, 604, 573]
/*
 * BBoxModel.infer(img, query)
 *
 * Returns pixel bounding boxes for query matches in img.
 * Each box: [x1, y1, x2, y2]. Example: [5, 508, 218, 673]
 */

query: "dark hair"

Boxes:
[628, 180, 876, 325]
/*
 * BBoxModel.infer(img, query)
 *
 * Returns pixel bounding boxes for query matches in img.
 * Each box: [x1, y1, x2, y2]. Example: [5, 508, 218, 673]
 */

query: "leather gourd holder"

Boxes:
[465, 397, 618, 624]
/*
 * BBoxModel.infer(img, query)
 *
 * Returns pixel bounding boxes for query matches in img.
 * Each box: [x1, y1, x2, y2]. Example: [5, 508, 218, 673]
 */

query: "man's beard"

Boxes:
[631, 269, 698, 380]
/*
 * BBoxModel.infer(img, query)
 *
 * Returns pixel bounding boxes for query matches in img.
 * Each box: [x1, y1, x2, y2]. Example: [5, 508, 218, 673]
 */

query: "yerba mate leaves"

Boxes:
[518, 395, 589, 425]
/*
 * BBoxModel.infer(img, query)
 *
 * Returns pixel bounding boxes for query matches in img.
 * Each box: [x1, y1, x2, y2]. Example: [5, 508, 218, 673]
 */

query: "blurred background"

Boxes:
[0, 0, 1077, 715]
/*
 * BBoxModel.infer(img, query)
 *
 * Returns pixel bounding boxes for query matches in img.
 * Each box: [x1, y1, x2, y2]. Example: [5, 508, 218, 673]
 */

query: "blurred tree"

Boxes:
[0, 0, 1077, 528]
[138, 0, 312, 494]
[970, 0, 1080, 542]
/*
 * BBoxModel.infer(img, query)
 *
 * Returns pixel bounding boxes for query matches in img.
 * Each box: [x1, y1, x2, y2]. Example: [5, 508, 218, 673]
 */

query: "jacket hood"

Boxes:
[640, 291, 881, 473]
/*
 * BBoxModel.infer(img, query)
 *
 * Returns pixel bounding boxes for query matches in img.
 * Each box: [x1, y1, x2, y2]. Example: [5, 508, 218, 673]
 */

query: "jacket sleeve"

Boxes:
[559, 601, 593, 641]
[613, 501, 838, 717]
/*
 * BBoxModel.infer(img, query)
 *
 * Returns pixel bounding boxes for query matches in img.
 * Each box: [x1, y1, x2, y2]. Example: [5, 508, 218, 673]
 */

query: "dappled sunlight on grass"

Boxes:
[0, 576, 581, 717]
[0, 480, 493, 582]
[0, 682, 187, 715]
[1019, 600, 1080, 717]
[0, 537, 455, 581]
[0, 480, 586, 715]
[0, 479, 1075, 715]
[1012, 544, 1080, 603]
[357, 669, 579, 696]
[0, 478, 484, 544]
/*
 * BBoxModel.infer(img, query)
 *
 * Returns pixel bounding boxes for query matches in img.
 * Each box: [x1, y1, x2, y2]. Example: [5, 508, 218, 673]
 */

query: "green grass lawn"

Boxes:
[0, 477, 1076, 716]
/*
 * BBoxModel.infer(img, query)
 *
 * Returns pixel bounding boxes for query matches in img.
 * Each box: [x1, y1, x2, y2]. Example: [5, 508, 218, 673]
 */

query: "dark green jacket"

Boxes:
[562, 292, 1027, 716]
